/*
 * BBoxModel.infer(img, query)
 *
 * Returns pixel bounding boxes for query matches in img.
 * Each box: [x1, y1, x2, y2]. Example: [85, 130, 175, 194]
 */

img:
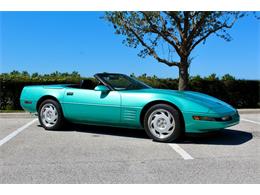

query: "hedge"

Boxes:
[0, 71, 259, 110]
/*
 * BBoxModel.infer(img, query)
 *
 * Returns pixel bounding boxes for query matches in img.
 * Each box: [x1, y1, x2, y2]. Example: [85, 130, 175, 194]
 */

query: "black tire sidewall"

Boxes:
[38, 99, 64, 130]
[144, 104, 182, 142]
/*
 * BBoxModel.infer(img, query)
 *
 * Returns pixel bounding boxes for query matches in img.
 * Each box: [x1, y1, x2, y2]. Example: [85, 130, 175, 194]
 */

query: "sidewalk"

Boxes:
[237, 109, 260, 114]
[0, 112, 37, 118]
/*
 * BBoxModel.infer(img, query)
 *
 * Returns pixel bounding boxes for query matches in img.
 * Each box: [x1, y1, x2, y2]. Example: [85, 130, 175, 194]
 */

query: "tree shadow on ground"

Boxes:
[40, 124, 253, 145]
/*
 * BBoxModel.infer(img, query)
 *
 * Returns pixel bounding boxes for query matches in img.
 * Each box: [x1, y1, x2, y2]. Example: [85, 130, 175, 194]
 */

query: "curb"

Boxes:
[237, 109, 260, 114]
[0, 112, 37, 118]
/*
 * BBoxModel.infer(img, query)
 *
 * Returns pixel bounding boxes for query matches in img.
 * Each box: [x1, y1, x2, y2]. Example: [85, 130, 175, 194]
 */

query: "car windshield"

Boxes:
[97, 73, 151, 90]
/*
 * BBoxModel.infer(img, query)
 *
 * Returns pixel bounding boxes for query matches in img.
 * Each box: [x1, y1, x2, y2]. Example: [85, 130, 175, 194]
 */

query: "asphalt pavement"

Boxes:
[0, 110, 259, 183]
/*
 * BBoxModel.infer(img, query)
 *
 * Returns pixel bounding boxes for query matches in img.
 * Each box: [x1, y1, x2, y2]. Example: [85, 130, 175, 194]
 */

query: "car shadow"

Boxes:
[39, 124, 149, 140]
[179, 129, 253, 145]
[39, 124, 253, 145]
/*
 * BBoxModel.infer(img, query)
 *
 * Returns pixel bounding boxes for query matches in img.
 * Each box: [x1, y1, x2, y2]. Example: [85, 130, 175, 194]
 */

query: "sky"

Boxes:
[0, 11, 259, 79]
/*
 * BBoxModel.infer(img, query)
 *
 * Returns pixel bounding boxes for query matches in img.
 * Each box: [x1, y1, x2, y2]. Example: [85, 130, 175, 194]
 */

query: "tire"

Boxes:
[38, 99, 64, 130]
[144, 104, 182, 142]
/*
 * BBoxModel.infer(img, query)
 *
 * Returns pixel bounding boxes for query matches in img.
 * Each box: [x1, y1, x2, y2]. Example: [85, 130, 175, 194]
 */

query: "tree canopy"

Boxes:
[104, 11, 246, 90]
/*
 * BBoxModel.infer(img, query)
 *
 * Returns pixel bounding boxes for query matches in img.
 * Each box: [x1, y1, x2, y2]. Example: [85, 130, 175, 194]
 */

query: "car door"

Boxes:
[62, 87, 121, 125]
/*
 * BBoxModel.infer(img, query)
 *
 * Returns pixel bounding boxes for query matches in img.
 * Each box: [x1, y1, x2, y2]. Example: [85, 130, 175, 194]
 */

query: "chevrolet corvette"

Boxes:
[20, 73, 239, 142]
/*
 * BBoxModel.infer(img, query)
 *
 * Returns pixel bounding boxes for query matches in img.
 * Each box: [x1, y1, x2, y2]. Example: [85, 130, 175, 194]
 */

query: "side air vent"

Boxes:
[122, 109, 137, 121]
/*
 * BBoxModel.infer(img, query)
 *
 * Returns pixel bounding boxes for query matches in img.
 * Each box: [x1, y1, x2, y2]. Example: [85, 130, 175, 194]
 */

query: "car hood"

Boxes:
[137, 88, 233, 110]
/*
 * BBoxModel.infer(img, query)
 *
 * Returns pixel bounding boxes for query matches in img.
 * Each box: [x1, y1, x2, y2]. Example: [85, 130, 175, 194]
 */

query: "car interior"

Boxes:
[68, 79, 100, 90]
[80, 79, 95, 89]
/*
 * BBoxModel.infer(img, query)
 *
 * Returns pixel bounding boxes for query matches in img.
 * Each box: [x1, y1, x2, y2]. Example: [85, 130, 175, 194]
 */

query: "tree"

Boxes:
[32, 72, 39, 78]
[22, 71, 30, 77]
[104, 11, 245, 90]
[206, 73, 218, 81]
[222, 74, 235, 81]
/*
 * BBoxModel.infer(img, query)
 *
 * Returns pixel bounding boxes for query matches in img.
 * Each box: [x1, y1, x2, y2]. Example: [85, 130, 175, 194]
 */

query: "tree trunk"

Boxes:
[178, 57, 189, 91]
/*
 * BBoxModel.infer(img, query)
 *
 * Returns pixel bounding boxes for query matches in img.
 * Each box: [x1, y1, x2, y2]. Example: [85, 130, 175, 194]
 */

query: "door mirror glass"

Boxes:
[94, 85, 110, 92]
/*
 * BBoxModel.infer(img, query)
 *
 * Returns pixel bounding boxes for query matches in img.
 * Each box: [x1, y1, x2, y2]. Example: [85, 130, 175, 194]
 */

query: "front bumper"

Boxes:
[183, 110, 240, 133]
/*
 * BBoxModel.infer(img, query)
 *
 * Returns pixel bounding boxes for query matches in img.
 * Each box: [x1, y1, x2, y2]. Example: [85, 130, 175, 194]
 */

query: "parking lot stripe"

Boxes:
[168, 143, 194, 160]
[241, 118, 260, 125]
[0, 118, 37, 147]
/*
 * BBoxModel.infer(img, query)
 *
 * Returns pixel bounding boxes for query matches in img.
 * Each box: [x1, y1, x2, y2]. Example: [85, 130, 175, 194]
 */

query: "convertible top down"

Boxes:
[20, 73, 239, 142]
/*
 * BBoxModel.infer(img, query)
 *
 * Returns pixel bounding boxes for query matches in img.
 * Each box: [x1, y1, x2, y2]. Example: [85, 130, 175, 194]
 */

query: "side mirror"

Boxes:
[94, 85, 110, 92]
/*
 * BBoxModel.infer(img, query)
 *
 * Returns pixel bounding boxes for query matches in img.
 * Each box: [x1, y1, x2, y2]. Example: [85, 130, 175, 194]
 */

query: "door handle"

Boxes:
[66, 92, 74, 96]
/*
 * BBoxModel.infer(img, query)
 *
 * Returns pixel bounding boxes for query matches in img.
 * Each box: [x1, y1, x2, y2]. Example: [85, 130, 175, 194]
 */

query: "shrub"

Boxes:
[0, 71, 259, 110]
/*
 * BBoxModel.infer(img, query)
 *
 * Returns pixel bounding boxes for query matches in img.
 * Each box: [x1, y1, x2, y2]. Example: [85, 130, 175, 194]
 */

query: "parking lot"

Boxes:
[0, 110, 259, 183]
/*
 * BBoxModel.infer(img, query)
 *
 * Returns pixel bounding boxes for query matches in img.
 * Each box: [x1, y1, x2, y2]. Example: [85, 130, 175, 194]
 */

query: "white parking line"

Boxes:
[0, 118, 37, 147]
[168, 143, 194, 160]
[241, 118, 260, 125]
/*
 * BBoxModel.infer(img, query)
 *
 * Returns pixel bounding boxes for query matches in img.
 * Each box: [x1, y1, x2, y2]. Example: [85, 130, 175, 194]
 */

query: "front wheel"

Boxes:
[38, 99, 64, 130]
[144, 104, 182, 142]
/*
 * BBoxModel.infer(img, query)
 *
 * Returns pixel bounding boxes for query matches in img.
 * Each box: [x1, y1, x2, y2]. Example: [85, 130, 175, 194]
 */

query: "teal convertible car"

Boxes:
[20, 73, 239, 142]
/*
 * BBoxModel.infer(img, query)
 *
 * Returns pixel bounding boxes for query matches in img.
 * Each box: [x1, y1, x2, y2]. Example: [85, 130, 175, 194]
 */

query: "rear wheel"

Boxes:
[144, 104, 182, 142]
[38, 99, 64, 130]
